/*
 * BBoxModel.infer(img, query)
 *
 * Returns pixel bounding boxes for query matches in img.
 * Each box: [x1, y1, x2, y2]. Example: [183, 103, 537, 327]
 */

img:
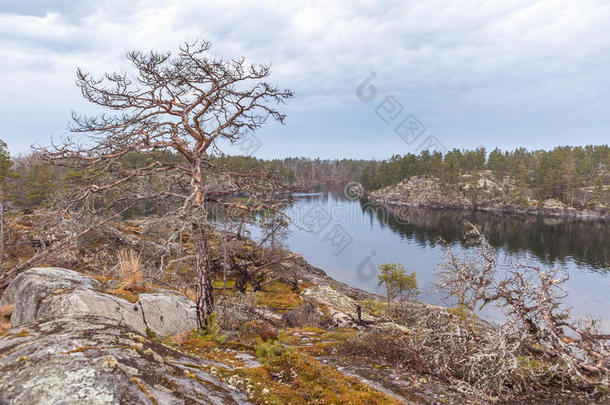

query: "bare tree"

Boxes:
[36, 40, 293, 326]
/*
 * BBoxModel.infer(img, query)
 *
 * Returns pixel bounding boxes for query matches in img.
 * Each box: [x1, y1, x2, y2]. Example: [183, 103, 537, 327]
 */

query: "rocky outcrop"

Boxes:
[0, 316, 250, 404]
[370, 176, 472, 210]
[138, 293, 199, 337]
[368, 175, 608, 221]
[282, 302, 323, 327]
[0, 267, 101, 315]
[0, 267, 198, 338]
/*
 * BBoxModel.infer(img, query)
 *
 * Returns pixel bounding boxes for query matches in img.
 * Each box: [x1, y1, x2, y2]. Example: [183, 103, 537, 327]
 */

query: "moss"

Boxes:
[8, 329, 32, 339]
[146, 327, 158, 341]
[105, 288, 139, 303]
[255, 332, 286, 364]
[361, 299, 385, 317]
[206, 351, 401, 404]
[517, 356, 548, 371]
[212, 278, 236, 289]
[130, 376, 159, 405]
[255, 281, 302, 311]
[61, 345, 117, 354]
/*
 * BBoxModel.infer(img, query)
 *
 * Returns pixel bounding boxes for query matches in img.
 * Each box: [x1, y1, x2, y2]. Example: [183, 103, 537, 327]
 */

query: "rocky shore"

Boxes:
[0, 265, 419, 404]
[368, 175, 608, 221]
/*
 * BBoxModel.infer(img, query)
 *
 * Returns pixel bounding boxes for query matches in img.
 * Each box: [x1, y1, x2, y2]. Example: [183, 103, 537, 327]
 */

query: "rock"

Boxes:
[1, 267, 197, 338]
[138, 293, 198, 338]
[0, 316, 250, 404]
[282, 302, 323, 327]
[367, 175, 608, 221]
[327, 307, 356, 328]
[542, 199, 566, 210]
[301, 285, 357, 313]
[0, 267, 101, 308]
[35, 287, 147, 335]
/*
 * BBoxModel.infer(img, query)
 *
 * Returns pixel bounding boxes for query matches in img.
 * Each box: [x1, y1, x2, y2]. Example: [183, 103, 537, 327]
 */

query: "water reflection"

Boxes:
[312, 184, 609, 272]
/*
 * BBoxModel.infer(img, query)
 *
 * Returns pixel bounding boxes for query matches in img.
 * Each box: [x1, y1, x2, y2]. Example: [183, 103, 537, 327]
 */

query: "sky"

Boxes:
[1, 0, 609, 159]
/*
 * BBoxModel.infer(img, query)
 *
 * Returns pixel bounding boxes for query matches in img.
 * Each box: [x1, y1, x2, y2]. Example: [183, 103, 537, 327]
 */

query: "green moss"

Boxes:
[255, 331, 286, 364]
[106, 288, 139, 303]
[255, 281, 302, 311]
[206, 351, 401, 404]
[146, 327, 158, 341]
[192, 313, 226, 344]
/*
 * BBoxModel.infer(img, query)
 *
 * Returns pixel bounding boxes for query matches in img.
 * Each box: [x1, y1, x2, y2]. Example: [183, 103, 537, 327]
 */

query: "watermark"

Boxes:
[344, 181, 364, 200]
[301, 202, 332, 234]
[356, 73, 447, 155]
[209, 183, 421, 283]
[321, 224, 354, 255]
[288, 183, 422, 282]
[234, 134, 262, 156]
[356, 250, 379, 282]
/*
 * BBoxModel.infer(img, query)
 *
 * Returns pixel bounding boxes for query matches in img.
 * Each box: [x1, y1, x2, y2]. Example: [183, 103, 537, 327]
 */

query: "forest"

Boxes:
[3, 144, 608, 210]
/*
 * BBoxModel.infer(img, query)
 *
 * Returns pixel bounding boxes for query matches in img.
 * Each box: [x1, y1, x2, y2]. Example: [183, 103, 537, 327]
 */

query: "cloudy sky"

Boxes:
[1, 0, 609, 159]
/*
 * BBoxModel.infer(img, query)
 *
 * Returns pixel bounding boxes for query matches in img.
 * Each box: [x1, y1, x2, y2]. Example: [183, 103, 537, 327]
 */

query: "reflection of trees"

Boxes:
[312, 184, 609, 272]
[359, 201, 609, 273]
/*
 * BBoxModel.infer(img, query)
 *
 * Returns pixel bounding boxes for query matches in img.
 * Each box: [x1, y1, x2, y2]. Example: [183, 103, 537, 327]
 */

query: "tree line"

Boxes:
[359, 146, 609, 204]
[2, 144, 608, 211]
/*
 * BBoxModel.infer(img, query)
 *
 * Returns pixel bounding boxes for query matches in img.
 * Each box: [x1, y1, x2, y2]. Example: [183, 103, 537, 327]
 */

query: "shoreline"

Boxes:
[367, 195, 609, 222]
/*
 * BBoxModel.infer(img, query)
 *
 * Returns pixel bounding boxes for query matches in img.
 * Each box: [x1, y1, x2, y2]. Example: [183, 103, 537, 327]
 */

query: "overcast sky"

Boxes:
[1, 0, 609, 159]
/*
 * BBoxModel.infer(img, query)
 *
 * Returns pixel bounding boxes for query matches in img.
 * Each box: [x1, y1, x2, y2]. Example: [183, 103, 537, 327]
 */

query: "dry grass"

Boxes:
[183, 287, 197, 303]
[0, 305, 14, 334]
[116, 248, 144, 290]
[170, 330, 192, 346]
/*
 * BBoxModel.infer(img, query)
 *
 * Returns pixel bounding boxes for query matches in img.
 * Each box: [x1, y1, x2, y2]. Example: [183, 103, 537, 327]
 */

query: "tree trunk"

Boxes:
[386, 284, 390, 308]
[193, 221, 214, 328]
[191, 162, 214, 329]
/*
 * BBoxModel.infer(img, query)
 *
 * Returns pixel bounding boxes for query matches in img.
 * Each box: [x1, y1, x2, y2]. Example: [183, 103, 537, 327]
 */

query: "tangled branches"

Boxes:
[436, 221, 610, 390]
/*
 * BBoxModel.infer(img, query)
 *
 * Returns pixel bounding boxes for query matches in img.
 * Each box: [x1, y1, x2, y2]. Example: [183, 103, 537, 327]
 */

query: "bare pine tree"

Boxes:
[36, 40, 293, 326]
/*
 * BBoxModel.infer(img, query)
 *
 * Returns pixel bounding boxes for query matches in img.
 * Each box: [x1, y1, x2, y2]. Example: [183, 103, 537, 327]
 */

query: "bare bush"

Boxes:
[435, 221, 610, 391]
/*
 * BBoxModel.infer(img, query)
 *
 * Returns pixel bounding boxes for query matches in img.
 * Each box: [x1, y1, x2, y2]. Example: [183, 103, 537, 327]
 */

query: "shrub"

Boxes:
[255, 330, 286, 364]
[194, 313, 226, 344]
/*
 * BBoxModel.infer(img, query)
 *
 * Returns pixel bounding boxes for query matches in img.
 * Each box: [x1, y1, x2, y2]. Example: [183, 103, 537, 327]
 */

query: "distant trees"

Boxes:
[357, 145, 609, 206]
[5, 144, 609, 213]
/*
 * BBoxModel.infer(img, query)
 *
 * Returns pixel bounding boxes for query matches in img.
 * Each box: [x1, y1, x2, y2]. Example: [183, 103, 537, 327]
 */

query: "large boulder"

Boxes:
[0, 267, 197, 337]
[0, 267, 102, 320]
[0, 316, 250, 404]
[35, 287, 147, 335]
[138, 293, 198, 337]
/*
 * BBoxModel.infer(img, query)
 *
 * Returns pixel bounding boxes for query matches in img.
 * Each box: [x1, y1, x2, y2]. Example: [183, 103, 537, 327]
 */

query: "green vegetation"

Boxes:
[196, 313, 226, 344]
[360, 146, 609, 206]
[1, 141, 607, 211]
[255, 330, 286, 363]
[377, 262, 419, 309]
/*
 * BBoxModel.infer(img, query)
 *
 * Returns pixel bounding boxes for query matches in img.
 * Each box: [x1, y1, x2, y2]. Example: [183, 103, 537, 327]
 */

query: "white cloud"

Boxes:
[1, 0, 610, 156]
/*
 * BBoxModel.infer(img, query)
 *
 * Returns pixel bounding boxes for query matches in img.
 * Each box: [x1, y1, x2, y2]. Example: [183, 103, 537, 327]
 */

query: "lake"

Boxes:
[274, 185, 610, 331]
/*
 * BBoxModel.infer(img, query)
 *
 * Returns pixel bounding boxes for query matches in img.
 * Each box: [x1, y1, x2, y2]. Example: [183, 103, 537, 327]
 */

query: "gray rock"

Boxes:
[1, 267, 198, 338]
[138, 293, 198, 338]
[0, 267, 101, 308]
[0, 316, 250, 405]
[36, 287, 147, 335]
[282, 302, 323, 327]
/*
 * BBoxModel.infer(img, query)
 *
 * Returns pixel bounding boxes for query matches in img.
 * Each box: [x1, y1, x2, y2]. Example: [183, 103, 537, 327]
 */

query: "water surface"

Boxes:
[276, 186, 610, 331]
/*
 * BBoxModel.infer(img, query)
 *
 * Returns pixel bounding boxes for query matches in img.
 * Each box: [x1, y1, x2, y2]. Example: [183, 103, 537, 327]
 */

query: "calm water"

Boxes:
[273, 186, 610, 331]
